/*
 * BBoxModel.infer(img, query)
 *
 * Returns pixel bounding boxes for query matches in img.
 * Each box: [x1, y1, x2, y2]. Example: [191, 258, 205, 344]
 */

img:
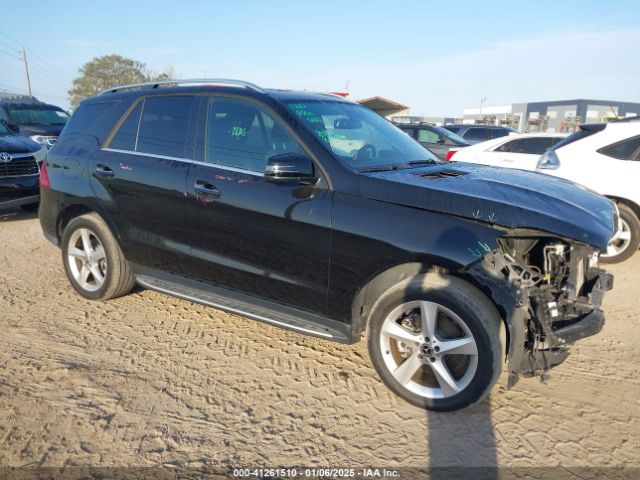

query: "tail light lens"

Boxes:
[40, 160, 51, 189]
[445, 150, 457, 161]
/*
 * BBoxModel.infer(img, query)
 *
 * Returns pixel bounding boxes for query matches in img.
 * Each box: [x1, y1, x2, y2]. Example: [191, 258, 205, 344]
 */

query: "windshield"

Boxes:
[7, 107, 69, 126]
[0, 123, 9, 134]
[549, 124, 606, 151]
[286, 100, 438, 169]
[433, 125, 467, 143]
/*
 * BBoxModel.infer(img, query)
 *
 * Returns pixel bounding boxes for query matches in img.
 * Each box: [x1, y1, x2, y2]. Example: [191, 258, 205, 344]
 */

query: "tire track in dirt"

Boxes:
[0, 210, 638, 468]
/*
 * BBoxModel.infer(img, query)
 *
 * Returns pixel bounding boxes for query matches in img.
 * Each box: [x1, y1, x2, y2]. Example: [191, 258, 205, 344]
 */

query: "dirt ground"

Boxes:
[0, 207, 638, 472]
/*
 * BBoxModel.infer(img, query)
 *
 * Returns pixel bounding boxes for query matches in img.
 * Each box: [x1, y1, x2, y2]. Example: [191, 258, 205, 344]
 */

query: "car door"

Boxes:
[416, 127, 447, 159]
[463, 126, 489, 144]
[91, 94, 197, 274]
[185, 95, 332, 315]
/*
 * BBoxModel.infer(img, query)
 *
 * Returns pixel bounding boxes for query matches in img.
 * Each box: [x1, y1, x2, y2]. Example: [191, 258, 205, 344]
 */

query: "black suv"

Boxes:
[442, 124, 518, 144]
[0, 94, 69, 149]
[0, 120, 46, 210]
[40, 80, 615, 411]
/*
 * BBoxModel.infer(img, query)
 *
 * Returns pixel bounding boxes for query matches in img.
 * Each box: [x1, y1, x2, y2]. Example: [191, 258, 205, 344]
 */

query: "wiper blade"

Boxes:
[358, 164, 402, 172]
[407, 159, 439, 166]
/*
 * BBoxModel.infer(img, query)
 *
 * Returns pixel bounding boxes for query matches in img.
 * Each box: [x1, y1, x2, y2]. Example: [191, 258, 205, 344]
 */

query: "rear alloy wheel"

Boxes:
[368, 273, 502, 411]
[601, 203, 640, 264]
[61, 213, 135, 300]
[66, 228, 108, 293]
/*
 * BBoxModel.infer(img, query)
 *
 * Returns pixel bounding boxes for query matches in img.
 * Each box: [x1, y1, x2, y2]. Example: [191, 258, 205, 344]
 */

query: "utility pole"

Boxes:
[21, 47, 32, 96]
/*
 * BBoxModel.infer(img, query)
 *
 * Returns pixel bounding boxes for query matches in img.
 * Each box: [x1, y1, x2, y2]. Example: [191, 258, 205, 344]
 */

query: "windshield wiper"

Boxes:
[406, 159, 439, 166]
[358, 164, 403, 173]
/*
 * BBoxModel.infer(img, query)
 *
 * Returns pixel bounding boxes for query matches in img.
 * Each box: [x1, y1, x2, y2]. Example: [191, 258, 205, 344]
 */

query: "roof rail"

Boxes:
[99, 78, 263, 96]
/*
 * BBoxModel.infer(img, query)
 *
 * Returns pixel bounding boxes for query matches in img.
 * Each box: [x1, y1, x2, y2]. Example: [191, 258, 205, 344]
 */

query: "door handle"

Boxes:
[95, 164, 115, 178]
[194, 180, 221, 198]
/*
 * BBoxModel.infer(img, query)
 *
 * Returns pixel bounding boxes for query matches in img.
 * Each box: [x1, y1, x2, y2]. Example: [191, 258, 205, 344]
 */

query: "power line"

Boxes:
[0, 30, 72, 93]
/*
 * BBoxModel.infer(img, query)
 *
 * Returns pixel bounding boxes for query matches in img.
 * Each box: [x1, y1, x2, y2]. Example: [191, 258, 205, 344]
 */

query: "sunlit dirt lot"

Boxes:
[1, 208, 638, 470]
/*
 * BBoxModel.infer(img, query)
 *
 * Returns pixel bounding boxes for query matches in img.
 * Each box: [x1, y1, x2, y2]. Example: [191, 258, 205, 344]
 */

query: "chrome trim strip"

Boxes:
[101, 148, 264, 177]
[136, 277, 333, 338]
[0, 152, 35, 159]
[99, 78, 263, 96]
[0, 173, 40, 179]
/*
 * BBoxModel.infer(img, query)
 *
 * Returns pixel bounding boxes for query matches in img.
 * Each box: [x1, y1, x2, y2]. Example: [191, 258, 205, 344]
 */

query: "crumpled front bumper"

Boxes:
[517, 269, 614, 379]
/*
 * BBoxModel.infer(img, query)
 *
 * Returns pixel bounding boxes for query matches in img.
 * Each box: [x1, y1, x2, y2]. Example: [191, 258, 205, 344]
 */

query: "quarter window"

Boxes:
[109, 102, 142, 151]
[206, 97, 302, 172]
[598, 135, 640, 160]
[136, 96, 195, 158]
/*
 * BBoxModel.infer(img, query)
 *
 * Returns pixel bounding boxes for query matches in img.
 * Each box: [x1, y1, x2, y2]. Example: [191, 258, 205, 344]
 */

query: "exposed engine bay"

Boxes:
[466, 234, 614, 385]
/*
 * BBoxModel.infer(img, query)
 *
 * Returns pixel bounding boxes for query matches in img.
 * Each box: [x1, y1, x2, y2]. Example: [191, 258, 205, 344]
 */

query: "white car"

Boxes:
[537, 119, 640, 263]
[447, 132, 567, 170]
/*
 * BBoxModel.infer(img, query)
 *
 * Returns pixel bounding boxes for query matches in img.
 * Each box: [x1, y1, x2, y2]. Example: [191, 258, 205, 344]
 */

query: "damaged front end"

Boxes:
[466, 233, 614, 386]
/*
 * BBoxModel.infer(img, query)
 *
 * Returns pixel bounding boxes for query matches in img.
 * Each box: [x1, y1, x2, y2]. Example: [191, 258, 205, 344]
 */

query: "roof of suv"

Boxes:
[445, 124, 517, 130]
[93, 79, 354, 105]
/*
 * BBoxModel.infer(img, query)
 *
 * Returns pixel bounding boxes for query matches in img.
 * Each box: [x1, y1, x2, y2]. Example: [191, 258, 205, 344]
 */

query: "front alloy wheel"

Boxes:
[368, 273, 502, 411]
[600, 203, 640, 264]
[380, 301, 478, 399]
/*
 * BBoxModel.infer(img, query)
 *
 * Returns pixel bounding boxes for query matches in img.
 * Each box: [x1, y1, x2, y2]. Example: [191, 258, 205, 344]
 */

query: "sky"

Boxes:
[1, 0, 639, 115]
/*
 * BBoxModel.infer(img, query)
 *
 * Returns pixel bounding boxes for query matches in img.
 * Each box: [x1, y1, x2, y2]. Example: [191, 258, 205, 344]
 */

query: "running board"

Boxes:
[133, 266, 355, 344]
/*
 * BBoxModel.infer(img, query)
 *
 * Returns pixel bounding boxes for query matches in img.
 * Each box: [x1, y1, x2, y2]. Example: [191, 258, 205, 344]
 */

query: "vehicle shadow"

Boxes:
[426, 401, 498, 479]
[0, 206, 38, 223]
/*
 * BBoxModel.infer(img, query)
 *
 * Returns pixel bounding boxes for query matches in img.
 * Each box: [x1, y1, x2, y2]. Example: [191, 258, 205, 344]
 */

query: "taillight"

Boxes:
[40, 160, 51, 189]
[445, 150, 457, 161]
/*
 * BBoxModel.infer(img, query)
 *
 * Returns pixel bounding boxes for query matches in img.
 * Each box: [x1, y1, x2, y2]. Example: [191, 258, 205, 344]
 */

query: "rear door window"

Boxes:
[465, 127, 489, 141]
[511, 137, 557, 155]
[490, 128, 510, 139]
[495, 139, 519, 152]
[136, 96, 195, 158]
[417, 128, 440, 144]
[598, 135, 640, 160]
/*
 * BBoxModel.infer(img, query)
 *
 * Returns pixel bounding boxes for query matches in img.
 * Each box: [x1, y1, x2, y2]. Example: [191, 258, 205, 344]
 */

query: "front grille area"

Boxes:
[0, 155, 39, 178]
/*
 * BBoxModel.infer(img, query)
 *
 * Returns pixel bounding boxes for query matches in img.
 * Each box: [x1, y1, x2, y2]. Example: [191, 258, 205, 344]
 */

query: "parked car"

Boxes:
[40, 79, 615, 411]
[447, 133, 567, 169]
[537, 118, 640, 263]
[0, 121, 46, 211]
[394, 122, 470, 160]
[442, 124, 518, 144]
[0, 94, 69, 149]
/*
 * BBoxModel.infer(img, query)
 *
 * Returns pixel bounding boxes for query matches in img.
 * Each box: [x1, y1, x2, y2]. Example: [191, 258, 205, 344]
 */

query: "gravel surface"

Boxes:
[0, 208, 638, 470]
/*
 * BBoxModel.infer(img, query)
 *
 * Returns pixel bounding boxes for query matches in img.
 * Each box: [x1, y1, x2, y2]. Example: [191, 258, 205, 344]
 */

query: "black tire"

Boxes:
[61, 212, 135, 300]
[600, 203, 640, 264]
[20, 202, 39, 212]
[368, 273, 503, 412]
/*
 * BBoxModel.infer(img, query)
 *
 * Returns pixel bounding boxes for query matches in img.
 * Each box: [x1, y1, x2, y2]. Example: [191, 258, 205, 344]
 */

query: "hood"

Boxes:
[360, 162, 616, 249]
[0, 133, 42, 154]
[16, 123, 65, 137]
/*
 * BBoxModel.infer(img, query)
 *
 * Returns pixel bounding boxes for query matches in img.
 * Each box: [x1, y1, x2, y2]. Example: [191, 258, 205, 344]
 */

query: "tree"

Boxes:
[68, 54, 175, 108]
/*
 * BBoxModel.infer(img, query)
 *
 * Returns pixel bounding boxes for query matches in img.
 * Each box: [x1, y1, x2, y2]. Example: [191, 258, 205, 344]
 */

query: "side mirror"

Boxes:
[265, 153, 317, 185]
[7, 122, 20, 133]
